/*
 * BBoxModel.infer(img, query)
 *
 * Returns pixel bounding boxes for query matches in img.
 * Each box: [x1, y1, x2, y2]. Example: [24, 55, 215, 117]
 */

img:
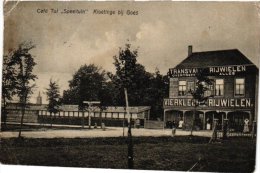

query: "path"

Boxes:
[1, 122, 213, 138]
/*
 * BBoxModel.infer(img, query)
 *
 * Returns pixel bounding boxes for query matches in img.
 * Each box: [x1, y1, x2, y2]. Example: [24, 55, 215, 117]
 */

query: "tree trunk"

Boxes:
[190, 109, 195, 136]
[50, 112, 53, 128]
[18, 91, 27, 138]
[2, 109, 7, 129]
[82, 111, 85, 129]
[18, 104, 25, 138]
[190, 105, 197, 136]
[2, 97, 7, 129]
[99, 111, 102, 128]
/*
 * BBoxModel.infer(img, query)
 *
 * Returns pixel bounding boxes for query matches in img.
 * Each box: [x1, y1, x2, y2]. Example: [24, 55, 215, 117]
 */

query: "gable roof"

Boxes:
[175, 49, 255, 69]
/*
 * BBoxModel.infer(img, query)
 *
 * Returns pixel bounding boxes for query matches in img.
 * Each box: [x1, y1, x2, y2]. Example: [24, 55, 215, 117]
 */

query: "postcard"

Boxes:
[1, 1, 259, 173]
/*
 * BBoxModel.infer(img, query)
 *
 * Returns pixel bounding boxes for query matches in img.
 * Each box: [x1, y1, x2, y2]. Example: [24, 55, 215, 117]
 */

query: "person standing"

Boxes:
[243, 119, 249, 133]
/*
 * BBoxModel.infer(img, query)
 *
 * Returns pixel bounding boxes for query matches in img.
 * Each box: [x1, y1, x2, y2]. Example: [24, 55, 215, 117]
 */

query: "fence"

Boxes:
[5, 109, 38, 123]
[215, 121, 257, 139]
[37, 110, 141, 127]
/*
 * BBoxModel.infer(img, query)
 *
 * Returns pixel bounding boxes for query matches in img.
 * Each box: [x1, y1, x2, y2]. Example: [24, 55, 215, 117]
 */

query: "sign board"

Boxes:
[163, 98, 254, 109]
[168, 65, 255, 78]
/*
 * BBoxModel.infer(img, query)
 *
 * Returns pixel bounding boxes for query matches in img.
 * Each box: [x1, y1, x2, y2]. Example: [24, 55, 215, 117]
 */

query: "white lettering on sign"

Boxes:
[169, 65, 247, 77]
[209, 65, 246, 76]
[164, 98, 253, 108]
[168, 68, 198, 77]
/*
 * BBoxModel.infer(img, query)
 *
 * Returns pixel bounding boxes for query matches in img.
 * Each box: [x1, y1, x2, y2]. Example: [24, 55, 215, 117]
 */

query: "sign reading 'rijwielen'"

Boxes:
[168, 65, 247, 77]
[163, 98, 254, 108]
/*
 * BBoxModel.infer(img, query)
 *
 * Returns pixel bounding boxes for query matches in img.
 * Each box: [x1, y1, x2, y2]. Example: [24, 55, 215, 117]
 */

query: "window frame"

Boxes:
[187, 81, 195, 95]
[215, 78, 224, 97]
[178, 80, 187, 96]
[234, 77, 245, 97]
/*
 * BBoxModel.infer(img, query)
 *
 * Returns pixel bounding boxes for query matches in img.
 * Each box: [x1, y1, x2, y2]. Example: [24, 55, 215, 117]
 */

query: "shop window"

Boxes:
[178, 80, 187, 96]
[215, 79, 224, 96]
[235, 78, 245, 96]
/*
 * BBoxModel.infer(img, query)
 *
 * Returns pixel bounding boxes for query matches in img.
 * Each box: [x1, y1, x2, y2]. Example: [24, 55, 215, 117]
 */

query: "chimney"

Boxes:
[188, 45, 192, 56]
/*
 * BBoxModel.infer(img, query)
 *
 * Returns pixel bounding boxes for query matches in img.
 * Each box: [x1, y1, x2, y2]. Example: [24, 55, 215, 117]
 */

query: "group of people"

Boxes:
[166, 119, 184, 129]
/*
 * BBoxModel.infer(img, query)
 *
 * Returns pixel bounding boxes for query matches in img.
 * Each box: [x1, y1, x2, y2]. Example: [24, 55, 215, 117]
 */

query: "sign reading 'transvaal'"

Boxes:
[168, 65, 248, 77]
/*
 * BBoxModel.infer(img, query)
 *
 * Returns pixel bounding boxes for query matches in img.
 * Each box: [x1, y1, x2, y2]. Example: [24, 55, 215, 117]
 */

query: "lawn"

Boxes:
[0, 136, 256, 172]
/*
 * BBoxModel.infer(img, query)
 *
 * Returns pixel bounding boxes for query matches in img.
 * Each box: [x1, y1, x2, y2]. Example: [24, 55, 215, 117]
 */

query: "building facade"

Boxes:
[163, 46, 258, 130]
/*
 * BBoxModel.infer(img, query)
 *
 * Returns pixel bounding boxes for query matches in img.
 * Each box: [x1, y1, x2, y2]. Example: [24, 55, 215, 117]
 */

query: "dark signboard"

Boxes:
[168, 65, 256, 78]
[163, 98, 254, 109]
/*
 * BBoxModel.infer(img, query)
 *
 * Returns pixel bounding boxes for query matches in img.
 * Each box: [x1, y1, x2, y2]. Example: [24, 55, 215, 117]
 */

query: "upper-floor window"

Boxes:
[205, 83, 214, 97]
[235, 78, 245, 96]
[178, 80, 187, 96]
[187, 81, 195, 93]
[215, 79, 224, 96]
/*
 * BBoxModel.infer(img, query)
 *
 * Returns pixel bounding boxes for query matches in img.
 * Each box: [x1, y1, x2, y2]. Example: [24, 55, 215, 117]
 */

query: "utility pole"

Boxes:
[124, 88, 133, 169]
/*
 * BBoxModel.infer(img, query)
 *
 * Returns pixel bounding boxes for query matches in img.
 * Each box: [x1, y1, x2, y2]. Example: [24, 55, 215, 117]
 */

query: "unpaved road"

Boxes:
[1, 127, 213, 138]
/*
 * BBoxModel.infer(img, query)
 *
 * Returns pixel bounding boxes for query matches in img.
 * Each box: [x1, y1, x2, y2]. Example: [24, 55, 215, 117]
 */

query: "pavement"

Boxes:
[0, 122, 213, 138]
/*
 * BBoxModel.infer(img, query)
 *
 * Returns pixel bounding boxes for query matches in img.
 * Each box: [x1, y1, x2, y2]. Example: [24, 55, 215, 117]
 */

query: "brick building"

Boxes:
[163, 46, 258, 130]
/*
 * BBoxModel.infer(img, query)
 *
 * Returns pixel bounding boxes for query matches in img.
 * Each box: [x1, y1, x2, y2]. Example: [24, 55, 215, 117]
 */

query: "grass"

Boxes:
[0, 136, 256, 172]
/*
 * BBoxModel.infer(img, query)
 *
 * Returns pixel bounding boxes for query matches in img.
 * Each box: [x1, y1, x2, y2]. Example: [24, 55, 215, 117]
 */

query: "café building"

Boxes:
[163, 46, 258, 129]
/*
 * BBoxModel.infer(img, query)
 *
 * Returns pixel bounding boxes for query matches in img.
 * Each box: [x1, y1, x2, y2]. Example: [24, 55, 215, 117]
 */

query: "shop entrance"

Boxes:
[165, 110, 183, 128]
[205, 111, 224, 130]
[227, 111, 250, 125]
[184, 111, 203, 130]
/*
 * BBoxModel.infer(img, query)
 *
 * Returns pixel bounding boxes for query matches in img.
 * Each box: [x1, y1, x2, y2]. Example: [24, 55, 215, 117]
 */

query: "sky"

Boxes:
[3, 1, 260, 104]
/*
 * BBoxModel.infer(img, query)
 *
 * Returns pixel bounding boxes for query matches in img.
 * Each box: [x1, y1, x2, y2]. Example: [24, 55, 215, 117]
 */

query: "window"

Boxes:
[235, 78, 245, 96]
[205, 84, 214, 97]
[215, 79, 224, 96]
[178, 80, 187, 96]
[187, 81, 195, 93]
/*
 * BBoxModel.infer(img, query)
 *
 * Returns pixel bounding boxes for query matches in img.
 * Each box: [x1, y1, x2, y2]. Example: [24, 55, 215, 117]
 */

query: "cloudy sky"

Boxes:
[4, 1, 260, 104]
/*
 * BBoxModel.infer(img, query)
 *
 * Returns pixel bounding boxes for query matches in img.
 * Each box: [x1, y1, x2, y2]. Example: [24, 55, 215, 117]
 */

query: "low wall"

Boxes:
[144, 120, 164, 129]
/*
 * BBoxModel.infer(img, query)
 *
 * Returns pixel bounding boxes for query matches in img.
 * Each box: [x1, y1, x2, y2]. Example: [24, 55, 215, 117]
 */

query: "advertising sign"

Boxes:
[168, 65, 253, 77]
[163, 98, 254, 108]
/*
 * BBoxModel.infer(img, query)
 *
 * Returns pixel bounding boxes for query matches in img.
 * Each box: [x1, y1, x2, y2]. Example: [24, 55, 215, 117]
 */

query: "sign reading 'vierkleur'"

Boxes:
[164, 98, 253, 108]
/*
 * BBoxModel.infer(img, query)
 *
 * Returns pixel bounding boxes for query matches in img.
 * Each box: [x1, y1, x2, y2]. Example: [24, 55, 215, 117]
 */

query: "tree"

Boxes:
[112, 43, 140, 169]
[112, 43, 138, 106]
[112, 43, 156, 107]
[189, 69, 214, 136]
[62, 64, 113, 109]
[1, 55, 17, 128]
[8, 42, 37, 138]
[112, 44, 169, 120]
[46, 79, 61, 127]
[145, 69, 169, 120]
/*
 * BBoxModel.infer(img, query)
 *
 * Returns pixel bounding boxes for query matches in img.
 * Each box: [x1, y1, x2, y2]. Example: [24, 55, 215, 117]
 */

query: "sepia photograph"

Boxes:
[1, 1, 259, 172]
